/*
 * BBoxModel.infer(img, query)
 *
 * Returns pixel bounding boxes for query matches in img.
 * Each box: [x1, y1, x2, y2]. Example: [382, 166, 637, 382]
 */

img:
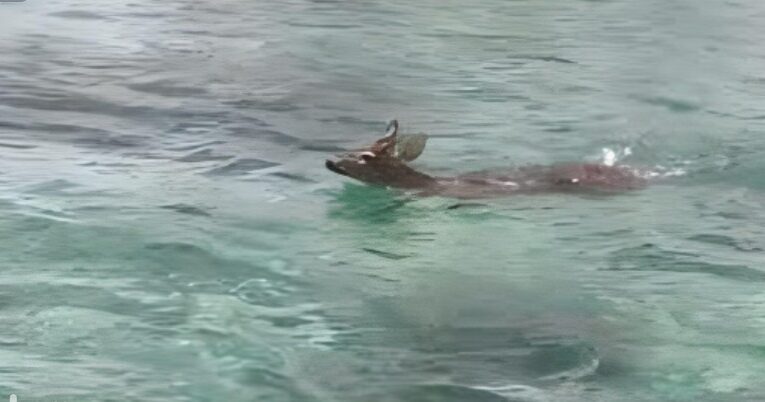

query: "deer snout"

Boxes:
[325, 159, 348, 176]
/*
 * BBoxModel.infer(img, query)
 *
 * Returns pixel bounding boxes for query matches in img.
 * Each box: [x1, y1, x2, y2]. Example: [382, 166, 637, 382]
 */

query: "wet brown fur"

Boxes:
[325, 120, 646, 199]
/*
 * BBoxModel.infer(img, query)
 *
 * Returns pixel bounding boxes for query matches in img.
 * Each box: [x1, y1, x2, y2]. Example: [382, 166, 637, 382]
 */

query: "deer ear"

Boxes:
[383, 119, 399, 138]
[371, 137, 395, 156]
[395, 133, 428, 162]
[370, 119, 399, 156]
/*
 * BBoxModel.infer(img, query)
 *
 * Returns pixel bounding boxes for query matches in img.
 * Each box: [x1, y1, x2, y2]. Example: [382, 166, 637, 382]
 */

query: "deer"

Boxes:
[325, 120, 647, 199]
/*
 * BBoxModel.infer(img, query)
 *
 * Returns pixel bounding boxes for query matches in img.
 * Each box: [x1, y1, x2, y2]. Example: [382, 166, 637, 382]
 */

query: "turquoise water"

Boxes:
[2, 0, 765, 400]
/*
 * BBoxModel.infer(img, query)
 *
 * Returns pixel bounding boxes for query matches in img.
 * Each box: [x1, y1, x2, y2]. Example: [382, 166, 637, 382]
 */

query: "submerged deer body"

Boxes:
[325, 120, 646, 199]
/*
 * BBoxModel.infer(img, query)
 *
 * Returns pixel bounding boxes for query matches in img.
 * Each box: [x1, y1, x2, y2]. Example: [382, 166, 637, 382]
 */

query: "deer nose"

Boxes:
[325, 159, 347, 175]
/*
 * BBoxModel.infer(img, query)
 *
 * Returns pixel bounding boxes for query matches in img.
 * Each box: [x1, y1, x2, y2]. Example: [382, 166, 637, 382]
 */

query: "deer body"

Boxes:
[325, 120, 646, 199]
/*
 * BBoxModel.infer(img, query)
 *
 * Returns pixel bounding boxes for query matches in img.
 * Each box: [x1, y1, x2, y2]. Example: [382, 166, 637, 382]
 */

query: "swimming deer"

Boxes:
[325, 120, 646, 199]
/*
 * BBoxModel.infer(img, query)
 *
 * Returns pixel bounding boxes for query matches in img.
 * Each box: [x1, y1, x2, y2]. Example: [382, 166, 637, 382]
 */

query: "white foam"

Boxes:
[600, 146, 632, 167]
[486, 179, 519, 187]
[641, 165, 688, 179]
[597, 147, 688, 179]
[602, 148, 617, 167]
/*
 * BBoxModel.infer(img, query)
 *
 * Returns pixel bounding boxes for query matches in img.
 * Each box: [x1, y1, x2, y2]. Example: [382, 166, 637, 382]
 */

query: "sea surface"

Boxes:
[2, 0, 765, 401]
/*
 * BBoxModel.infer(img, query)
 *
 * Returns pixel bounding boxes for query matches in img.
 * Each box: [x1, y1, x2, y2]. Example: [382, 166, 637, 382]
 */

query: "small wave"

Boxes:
[160, 203, 212, 217]
[607, 244, 765, 282]
[176, 149, 233, 163]
[382, 384, 513, 402]
[166, 140, 227, 152]
[268, 172, 316, 184]
[0, 142, 36, 149]
[205, 158, 280, 176]
[126, 80, 208, 97]
[634, 95, 701, 113]
[48, 10, 109, 20]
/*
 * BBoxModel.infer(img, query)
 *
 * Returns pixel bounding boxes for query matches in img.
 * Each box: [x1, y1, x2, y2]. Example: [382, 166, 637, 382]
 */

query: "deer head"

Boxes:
[325, 120, 435, 189]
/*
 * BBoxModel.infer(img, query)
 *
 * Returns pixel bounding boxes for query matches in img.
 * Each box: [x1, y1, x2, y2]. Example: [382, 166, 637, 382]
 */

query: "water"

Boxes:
[2, 0, 765, 400]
